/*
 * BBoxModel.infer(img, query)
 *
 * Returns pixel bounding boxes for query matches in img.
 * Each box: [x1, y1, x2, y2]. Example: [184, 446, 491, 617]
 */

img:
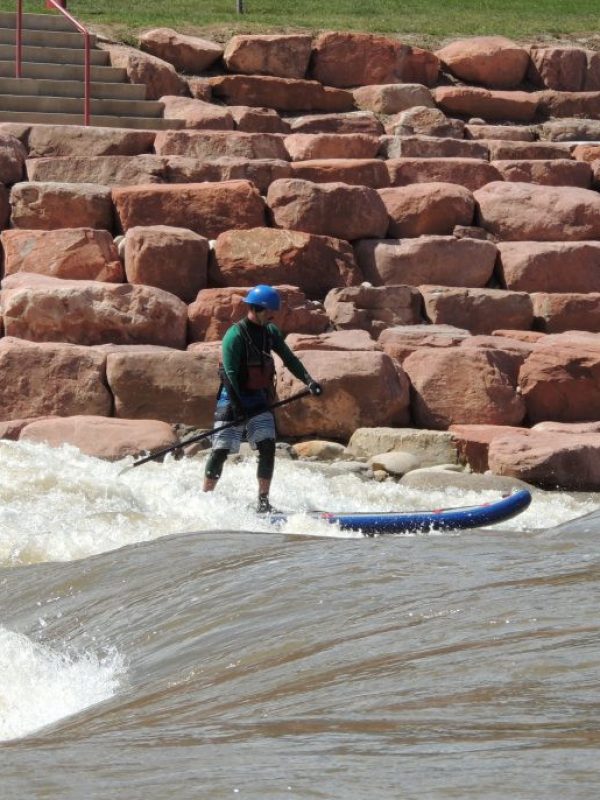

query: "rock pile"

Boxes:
[1, 31, 599, 488]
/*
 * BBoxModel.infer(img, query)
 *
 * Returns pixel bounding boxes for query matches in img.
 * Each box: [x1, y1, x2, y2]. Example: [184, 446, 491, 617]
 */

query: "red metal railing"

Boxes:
[15, 0, 91, 125]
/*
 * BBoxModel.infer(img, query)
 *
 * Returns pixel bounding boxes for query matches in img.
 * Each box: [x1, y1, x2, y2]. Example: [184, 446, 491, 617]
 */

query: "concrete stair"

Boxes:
[0, 11, 183, 129]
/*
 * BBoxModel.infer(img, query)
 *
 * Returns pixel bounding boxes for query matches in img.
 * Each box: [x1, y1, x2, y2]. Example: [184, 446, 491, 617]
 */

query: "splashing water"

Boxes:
[0, 439, 597, 566]
[0, 626, 124, 741]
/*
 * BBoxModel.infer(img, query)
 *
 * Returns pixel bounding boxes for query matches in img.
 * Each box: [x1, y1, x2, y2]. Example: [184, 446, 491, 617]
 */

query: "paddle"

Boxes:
[119, 388, 311, 473]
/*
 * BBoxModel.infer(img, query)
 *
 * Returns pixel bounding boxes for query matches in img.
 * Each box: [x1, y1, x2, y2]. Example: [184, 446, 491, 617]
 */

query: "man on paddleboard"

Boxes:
[203, 285, 323, 513]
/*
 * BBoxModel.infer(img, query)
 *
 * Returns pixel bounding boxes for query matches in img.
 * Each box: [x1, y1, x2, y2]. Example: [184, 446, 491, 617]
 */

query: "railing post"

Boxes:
[44, 0, 90, 125]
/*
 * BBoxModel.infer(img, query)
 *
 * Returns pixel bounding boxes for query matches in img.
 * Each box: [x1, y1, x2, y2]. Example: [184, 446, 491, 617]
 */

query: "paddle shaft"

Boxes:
[124, 388, 311, 470]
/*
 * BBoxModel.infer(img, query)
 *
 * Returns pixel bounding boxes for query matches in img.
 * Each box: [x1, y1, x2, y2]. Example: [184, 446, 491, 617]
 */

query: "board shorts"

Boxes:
[210, 410, 276, 453]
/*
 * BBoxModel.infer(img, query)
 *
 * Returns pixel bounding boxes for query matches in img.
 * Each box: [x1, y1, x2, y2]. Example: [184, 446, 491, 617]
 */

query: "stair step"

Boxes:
[0, 12, 79, 33]
[0, 43, 109, 66]
[0, 27, 97, 49]
[0, 12, 180, 131]
[0, 60, 128, 83]
[0, 76, 147, 101]
[0, 109, 184, 130]
[0, 93, 165, 117]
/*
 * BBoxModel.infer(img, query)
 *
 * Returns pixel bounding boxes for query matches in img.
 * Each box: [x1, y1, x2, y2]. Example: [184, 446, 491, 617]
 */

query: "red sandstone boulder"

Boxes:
[403, 345, 526, 428]
[485, 141, 571, 160]
[532, 292, 600, 333]
[163, 155, 291, 193]
[461, 334, 535, 360]
[323, 284, 422, 335]
[20, 415, 178, 460]
[0, 133, 26, 184]
[584, 52, 600, 91]
[572, 144, 600, 163]
[381, 135, 486, 160]
[154, 129, 288, 160]
[465, 123, 535, 141]
[420, 286, 533, 334]
[436, 36, 529, 89]
[159, 96, 234, 130]
[492, 329, 546, 344]
[0, 417, 47, 440]
[283, 133, 380, 161]
[187, 77, 212, 101]
[491, 159, 592, 188]
[383, 108, 464, 139]
[275, 349, 411, 439]
[378, 182, 475, 238]
[354, 235, 497, 287]
[449, 423, 525, 472]
[353, 83, 434, 114]
[267, 178, 389, 240]
[106, 347, 221, 426]
[528, 46, 589, 92]
[188, 286, 329, 342]
[1, 273, 188, 348]
[497, 241, 600, 293]
[229, 106, 290, 133]
[103, 43, 187, 101]
[488, 429, 600, 490]
[285, 330, 377, 351]
[1, 228, 123, 282]
[537, 119, 600, 142]
[533, 421, 600, 434]
[386, 157, 502, 191]
[18, 124, 156, 158]
[290, 159, 390, 188]
[434, 86, 538, 122]
[378, 324, 471, 363]
[123, 225, 209, 303]
[139, 28, 223, 72]
[0, 123, 31, 141]
[209, 75, 354, 113]
[590, 160, 600, 190]
[211, 227, 361, 299]
[223, 34, 312, 79]
[0, 184, 8, 229]
[10, 182, 113, 231]
[310, 32, 439, 88]
[535, 90, 600, 120]
[518, 333, 600, 423]
[26, 155, 167, 186]
[474, 182, 600, 241]
[288, 112, 384, 135]
[0, 337, 112, 420]
[112, 180, 265, 239]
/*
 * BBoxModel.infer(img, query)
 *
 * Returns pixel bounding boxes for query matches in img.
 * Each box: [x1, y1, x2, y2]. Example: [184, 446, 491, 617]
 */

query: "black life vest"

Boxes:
[218, 319, 276, 396]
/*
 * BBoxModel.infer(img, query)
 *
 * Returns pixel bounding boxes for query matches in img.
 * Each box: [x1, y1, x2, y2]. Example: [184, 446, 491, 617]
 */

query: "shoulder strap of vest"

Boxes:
[237, 319, 271, 356]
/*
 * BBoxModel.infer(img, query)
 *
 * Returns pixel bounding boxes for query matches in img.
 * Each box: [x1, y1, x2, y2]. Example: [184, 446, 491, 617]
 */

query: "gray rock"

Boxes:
[348, 427, 459, 465]
[368, 450, 421, 476]
[400, 470, 538, 494]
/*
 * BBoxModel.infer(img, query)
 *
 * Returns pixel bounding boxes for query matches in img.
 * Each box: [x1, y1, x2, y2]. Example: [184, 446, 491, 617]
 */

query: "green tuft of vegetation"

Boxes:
[2, 0, 599, 49]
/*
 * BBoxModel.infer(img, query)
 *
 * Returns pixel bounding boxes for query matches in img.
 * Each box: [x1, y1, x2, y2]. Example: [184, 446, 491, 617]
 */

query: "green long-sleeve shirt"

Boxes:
[219, 319, 311, 406]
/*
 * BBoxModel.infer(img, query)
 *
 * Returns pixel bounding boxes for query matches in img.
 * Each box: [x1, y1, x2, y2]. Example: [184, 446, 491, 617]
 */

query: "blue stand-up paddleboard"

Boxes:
[268, 489, 532, 535]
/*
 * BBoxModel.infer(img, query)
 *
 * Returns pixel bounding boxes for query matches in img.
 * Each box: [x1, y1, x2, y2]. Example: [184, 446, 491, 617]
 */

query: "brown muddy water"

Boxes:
[1, 440, 599, 799]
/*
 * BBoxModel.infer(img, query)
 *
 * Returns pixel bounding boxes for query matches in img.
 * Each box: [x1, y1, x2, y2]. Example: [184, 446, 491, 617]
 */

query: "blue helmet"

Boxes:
[243, 285, 281, 311]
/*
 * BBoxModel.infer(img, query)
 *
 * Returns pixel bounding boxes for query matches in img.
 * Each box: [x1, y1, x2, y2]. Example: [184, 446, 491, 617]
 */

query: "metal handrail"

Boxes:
[15, 0, 91, 125]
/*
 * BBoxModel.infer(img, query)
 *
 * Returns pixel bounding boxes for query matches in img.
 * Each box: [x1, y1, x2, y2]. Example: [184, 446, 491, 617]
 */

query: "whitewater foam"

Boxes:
[0, 625, 124, 741]
[0, 439, 597, 565]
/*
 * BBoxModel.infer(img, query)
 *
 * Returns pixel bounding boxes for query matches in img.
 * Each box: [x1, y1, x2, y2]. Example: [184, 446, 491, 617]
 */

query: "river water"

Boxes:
[1, 440, 599, 798]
